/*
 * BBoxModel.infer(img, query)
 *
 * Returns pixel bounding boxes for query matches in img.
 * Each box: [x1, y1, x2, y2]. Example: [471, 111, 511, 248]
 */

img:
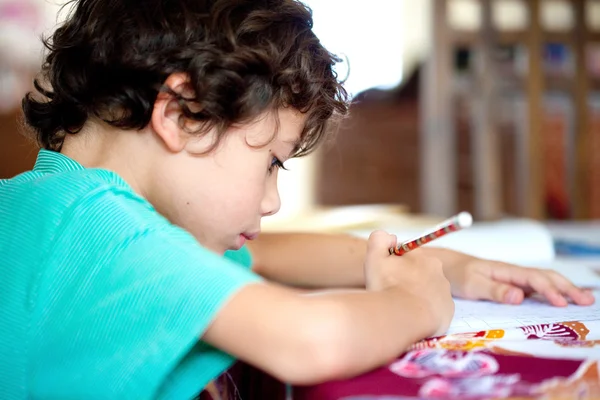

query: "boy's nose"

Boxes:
[261, 180, 281, 217]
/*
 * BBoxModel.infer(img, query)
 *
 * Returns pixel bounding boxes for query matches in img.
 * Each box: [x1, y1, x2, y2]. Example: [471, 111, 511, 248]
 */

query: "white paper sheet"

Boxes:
[447, 290, 600, 335]
[533, 259, 600, 287]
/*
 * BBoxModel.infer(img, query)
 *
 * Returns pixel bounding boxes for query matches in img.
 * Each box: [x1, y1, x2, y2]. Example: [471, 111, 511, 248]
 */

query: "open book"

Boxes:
[448, 290, 600, 335]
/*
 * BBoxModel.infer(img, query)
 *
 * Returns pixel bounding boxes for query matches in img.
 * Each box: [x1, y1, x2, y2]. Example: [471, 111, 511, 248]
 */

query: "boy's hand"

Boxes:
[443, 257, 596, 307]
[365, 231, 455, 336]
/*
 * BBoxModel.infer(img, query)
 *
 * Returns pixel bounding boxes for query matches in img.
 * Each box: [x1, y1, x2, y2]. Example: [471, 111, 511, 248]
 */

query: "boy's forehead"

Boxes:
[278, 108, 306, 133]
[282, 138, 302, 156]
[277, 109, 306, 151]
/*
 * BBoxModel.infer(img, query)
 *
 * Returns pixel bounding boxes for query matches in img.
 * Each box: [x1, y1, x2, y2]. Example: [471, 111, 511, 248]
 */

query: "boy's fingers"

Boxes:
[489, 265, 569, 307]
[367, 230, 397, 254]
[522, 272, 569, 306]
[463, 273, 525, 304]
[497, 284, 525, 305]
[544, 270, 595, 305]
[509, 267, 593, 306]
[390, 234, 398, 250]
[471, 262, 594, 307]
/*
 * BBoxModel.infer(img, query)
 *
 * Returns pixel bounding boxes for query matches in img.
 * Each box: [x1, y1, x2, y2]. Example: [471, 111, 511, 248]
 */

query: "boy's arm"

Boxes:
[203, 231, 453, 386]
[248, 232, 465, 288]
[247, 232, 367, 288]
[202, 281, 437, 385]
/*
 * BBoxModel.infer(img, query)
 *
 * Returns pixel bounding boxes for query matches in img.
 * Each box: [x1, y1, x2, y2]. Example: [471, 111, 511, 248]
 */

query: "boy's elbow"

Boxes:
[277, 341, 350, 386]
[270, 304, 360, 386]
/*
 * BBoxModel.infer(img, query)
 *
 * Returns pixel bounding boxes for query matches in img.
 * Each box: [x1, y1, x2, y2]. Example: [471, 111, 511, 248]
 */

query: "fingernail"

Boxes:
[504, 289, 519, 304]
[555, 294, 568, 306]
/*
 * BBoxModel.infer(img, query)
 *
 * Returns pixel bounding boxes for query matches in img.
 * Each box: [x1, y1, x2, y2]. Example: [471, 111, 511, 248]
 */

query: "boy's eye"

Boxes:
[268, 157, 287, 174]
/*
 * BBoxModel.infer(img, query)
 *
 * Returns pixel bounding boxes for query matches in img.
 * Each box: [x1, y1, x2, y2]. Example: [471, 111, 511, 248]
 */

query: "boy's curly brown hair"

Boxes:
[23, 0, 349, 156]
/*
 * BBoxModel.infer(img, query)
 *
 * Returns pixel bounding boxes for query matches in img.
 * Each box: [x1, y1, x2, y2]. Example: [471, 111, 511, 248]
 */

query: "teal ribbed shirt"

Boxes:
[0, 149, 261, 399]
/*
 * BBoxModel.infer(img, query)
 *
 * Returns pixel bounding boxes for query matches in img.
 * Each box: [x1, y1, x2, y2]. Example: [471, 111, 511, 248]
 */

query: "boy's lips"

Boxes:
[234, 232, 259, 249]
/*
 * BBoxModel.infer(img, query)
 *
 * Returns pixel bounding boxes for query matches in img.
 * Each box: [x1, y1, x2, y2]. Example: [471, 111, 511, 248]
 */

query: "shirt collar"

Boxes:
[33, 149, 85, 174]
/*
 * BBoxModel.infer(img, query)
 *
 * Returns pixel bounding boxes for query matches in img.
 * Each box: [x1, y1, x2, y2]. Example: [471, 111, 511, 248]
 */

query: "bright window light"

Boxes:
[302, 0, 404, 98]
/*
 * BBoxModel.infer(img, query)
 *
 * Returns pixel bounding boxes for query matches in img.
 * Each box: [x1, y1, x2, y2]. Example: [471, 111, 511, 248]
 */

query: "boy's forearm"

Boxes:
[299, 287, 437, 381]
[248, 232, 367, 288]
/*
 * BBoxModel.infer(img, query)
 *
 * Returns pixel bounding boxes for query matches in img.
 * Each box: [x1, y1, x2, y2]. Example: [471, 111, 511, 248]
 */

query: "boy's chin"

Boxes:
[229, 234, 247, 251]
[198, 241, 229, 255]
[203, 234, 248, 254]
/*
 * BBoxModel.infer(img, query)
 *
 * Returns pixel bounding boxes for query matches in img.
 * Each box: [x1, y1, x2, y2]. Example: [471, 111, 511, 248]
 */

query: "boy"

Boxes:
[0, 0, 593, 399]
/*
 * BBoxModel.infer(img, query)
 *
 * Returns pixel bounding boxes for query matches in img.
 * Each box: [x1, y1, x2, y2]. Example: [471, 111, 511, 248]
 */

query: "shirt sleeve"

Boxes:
[32, 223, 263, 400]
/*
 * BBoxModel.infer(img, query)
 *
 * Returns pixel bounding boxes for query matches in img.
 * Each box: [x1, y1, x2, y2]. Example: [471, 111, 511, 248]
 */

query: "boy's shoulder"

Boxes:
[1, 164, 166, 245]
[3, 165, 152, 215]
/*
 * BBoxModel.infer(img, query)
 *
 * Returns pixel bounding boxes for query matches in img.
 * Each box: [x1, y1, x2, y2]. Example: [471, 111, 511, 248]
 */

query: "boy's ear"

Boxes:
[151, 73, 193, 153]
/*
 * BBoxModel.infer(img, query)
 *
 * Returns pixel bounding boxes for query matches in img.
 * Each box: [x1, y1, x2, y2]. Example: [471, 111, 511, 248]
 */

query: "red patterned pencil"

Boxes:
[389, 212, 473, 256]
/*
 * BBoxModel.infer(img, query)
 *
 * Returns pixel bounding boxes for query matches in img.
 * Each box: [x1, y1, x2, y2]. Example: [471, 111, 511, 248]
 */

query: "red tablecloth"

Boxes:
[293, 320, 600, 400]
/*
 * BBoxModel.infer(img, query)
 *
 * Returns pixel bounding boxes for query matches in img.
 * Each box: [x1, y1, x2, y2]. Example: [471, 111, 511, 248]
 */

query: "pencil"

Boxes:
[389, 211, 473, 256]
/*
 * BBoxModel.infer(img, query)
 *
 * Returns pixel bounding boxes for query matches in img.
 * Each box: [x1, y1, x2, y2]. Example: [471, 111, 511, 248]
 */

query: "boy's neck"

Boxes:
[60, 123, 157, 199]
